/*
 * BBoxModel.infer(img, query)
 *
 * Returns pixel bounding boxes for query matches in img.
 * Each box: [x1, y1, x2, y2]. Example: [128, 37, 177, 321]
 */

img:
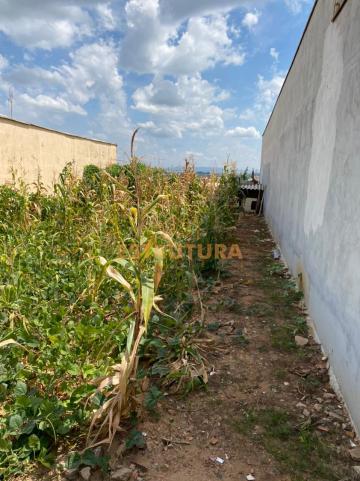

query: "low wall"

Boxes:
[261, 0, 360, 432]
[0, 116, 117, 187]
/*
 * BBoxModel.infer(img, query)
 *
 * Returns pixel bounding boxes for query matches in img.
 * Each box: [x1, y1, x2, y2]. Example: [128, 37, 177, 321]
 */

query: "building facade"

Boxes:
[261, 0, 360, 431]
[0, 116, 117, 187]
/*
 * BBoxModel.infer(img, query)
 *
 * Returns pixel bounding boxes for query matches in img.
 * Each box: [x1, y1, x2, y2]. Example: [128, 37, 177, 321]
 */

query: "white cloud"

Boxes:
[19, 94, 86, 115]
[96, 3, 116, 30]
[0, 54, 8, 71]
[236, 71, 285, 128]
[158, 0, 262, 23]
[242, 11, 260, 30]
[133, 79, 184, 112]
[133, 74, 230, 138]
[284, 0, 311, 14]
[257, 73, 285, 108]
[0, 0, 111, 49]
[225, 126, 261, 139]
[270, 47, 279, 61]
[119, 0, 244, 76]
[239, 108, 256, 121]
[1, 41, 128, 138]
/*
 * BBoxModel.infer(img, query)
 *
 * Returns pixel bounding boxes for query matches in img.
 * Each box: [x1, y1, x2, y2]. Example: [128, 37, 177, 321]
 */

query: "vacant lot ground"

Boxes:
[28, 215, 357, 481]
[122, 215, 356, 481]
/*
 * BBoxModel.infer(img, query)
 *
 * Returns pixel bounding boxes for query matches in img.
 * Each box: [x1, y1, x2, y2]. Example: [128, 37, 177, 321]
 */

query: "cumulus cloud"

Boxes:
[19, 94, 86, 115]
[133, 74, 230, 138]
[0, 0, 111, 49]
[1, 41, 128, 137]
[237, 71, 285, 125]
[158, 0, 262, 23]
[96, 3, 117, 30]
[0, 0, 275, 167]
[119, 0, 244, 76]
[242, 11, 260, 30]
[257, 73, 285, 108]
[225, 126, 261, 138]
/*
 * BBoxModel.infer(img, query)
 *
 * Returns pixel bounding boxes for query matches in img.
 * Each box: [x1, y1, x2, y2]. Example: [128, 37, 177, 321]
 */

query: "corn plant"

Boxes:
[0, 132, 240, 476]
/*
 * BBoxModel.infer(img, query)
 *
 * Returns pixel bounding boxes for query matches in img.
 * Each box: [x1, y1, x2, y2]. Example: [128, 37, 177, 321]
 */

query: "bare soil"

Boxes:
[120, 215, 357, 481]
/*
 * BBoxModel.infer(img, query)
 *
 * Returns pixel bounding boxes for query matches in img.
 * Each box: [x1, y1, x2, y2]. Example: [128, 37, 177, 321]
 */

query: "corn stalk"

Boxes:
[87, 130, 174, 447]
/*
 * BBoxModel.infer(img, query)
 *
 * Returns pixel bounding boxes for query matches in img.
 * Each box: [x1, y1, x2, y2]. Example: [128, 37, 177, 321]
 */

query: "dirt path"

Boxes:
[122, 215, 356, 481]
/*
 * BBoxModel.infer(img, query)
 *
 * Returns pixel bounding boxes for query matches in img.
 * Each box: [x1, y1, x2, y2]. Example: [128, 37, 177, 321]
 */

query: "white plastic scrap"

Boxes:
[246, 475, 256, 481]
[210, 456, 224, 465]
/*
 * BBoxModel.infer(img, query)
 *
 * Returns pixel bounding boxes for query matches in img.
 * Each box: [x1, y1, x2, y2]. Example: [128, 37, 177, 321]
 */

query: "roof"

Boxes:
[0, 115, 117, 147]
[262, 0, 319, 136]
[240, 183, 264, 190]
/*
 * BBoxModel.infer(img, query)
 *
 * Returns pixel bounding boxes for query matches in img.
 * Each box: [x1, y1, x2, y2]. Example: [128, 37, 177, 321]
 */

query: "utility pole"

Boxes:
[8, 88, 14, 119]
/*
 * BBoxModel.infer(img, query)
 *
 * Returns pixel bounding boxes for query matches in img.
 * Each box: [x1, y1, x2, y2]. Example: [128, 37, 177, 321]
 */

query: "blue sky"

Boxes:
[0, 0, 314, 170]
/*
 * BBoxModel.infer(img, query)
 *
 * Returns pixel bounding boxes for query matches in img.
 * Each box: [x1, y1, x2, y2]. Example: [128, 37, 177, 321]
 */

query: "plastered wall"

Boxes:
[261, 0, 360, 431]
[0, 116, 117, 187]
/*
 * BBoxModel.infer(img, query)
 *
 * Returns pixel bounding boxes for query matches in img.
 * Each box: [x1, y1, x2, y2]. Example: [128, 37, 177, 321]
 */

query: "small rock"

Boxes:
[272, 249, 281, 260]
[323, 392, 336, 400]
[80, 467, 91, 481]
[303, 409, 311, 417]
[111, 467, 133, 481]
[64, 469, 78, 480]
[246, 475, 256, 481]
[350, 447, 360, 461]
[314, 403, 322, 412]
[352, 466, 360, 479]
[296, 402, 307, 409]
[295, 335, 309, 347]
[328, 411, 344, 422]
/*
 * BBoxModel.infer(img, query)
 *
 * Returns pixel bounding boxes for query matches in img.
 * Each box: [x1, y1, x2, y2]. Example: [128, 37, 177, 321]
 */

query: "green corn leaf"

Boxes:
[141, 277, 154, 328]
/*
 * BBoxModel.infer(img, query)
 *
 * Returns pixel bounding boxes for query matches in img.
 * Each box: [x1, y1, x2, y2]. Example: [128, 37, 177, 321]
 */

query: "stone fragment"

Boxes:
[323, 392, 336, 400]
[352, 466, 360, 479]
[64, 469, 78, 480]
[80, 467, 91, 481]
[111, 467, 133, 481]
[295, 335, 309, 347]
[350, 447, 360, 461]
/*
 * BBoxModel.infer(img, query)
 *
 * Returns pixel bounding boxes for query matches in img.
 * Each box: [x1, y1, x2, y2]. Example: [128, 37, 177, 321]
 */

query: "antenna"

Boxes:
[8, 88, 14, 119]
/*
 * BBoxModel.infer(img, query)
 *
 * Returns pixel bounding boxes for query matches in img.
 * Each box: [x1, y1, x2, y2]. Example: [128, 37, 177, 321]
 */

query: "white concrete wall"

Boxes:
[0, 116, 117, 188]
[261, 0, 360, 431]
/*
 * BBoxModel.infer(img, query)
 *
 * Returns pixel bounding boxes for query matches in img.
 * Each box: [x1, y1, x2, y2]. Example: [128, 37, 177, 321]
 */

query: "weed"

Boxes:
[233, 329, 249, 347]
[274, 368, 288, 381]
[271, 316, 308, 352]
[233, 408, 348, 480]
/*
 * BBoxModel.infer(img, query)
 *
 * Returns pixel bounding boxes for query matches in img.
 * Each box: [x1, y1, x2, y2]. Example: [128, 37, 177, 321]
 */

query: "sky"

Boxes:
[0, 0, 314, 171]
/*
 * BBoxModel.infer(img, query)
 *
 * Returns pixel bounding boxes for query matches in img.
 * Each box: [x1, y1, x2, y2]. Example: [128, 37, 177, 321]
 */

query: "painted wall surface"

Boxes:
[0, 116, 117, 187]
[261, 0, 360, 431]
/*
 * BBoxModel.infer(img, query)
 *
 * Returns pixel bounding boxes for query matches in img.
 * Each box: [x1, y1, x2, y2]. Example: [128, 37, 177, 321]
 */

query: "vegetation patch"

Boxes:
[0, 154, 239, 477]
[234, 408, 347, 481]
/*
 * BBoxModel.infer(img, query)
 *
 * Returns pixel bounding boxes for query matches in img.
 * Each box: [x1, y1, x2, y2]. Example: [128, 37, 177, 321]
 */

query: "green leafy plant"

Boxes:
[0, 132, 239, 476]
